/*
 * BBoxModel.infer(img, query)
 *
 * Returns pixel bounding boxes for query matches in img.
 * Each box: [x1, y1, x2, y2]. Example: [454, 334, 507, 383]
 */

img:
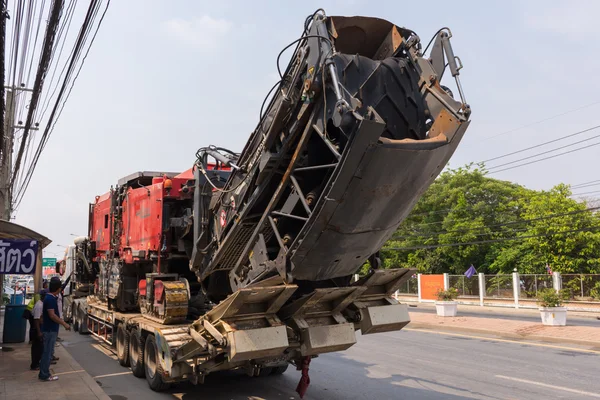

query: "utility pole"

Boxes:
[0, 87, 14, 220]
[0, 1, 8, 307]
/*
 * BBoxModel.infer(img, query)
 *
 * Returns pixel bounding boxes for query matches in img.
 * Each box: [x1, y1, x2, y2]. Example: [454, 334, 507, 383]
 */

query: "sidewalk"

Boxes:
[408, 311, 600, 347]
[0, 339, 109, 400]
[407, 301, 600, 320]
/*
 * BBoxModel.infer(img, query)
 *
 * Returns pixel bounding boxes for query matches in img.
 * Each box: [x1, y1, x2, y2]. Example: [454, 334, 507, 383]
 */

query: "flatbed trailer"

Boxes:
[77, 268, 412, 391]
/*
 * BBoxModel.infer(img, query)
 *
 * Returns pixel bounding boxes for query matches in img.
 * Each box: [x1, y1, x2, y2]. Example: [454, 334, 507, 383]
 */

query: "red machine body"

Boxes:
[90, 172, 190, 261]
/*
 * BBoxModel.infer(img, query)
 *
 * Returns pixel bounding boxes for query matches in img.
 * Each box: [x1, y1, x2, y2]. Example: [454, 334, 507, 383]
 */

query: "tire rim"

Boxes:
[146, 340, 156, 380]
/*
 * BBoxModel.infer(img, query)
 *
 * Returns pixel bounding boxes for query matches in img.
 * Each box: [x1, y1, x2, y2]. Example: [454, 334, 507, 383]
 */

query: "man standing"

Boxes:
[39, 279, 71, 382]
[30, 289, 48, 370]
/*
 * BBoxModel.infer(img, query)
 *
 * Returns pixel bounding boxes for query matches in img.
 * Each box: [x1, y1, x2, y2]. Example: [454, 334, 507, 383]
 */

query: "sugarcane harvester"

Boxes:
[75, 11, 471, 395]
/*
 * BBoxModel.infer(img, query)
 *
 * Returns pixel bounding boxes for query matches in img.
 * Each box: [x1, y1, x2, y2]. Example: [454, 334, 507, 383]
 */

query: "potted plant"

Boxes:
[537, 288, 567, 326]
[435, 288, 459, 317]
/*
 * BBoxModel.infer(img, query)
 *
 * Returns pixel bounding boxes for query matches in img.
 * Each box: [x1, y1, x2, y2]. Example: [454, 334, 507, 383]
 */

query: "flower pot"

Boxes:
[539, 307, 567, 326]
[435, 301, 458, 317]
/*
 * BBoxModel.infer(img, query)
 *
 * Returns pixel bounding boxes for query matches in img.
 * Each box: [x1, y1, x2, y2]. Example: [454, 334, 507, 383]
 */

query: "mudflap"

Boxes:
[348, 268, 415, 334]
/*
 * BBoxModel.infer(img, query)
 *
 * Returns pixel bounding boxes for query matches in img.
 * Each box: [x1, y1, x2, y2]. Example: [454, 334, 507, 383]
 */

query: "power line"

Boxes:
[13, 0, 110, 209]
[481, 125, 600, 164]
[571, 190, 600, 197]
[486, 131, 600, 171]
[9, 0, 64, 188]
[393, 206, 600, 240]
[572, 180, 600, 189]
[386, 225, 600, 251]
[477, 101, 600, 142]
[487, 141, 600, 175]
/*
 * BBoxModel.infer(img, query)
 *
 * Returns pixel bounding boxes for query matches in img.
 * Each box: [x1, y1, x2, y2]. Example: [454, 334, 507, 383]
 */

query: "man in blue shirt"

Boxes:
[39, 279, 71, 381]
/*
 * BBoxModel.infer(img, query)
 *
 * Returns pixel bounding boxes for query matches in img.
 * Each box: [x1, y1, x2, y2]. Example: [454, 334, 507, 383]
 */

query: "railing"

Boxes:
[561, 274, 600, 301]
[484, 274, 514, 299]
[519, 274, 553, 298]
[393, 271, 600, 312]
[396, 275, 418, 295]
[449, 275, 479, 297]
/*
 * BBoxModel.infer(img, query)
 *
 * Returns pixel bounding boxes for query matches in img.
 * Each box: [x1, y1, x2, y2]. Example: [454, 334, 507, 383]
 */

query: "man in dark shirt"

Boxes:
[38, 279, 71, 381]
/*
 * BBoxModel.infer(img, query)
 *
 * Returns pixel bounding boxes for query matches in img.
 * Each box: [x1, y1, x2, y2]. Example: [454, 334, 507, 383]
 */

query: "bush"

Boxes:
[436, 288, 459, 301]
[590, 282, 600, 301]
[536, 288, 564, 308]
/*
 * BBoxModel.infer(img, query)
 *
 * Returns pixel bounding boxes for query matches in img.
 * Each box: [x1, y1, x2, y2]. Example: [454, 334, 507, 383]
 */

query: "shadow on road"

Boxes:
[166, 354, 490, 400]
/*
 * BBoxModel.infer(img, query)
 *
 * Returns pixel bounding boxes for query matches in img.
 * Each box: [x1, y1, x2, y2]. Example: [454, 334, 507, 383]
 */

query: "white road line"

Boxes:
[53, 369, 85, 376]
[93, 371, 133, 379]
[404, 328, 600, 355]
[495, 375, 600, 398]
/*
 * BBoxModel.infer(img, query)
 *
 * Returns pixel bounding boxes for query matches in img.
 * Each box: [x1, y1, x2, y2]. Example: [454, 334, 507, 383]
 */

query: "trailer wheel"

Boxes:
[258, 367, 273, 377]
[72, 305, 80, 332]
[116, 325, 130, 367]
[144, 334, 170, 391]
[271, 364, 289, 375]
[129, 328, 145, 378]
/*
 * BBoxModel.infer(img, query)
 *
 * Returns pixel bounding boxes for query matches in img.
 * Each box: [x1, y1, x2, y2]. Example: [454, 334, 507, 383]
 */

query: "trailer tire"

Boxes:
[129, 328, 145, 378]
[72, 305, 79, 331]
[258, 367, 273, 377]
[116, 325, 130, 367]
[144, 334, 170, 391]
[271, 364, 289, 375]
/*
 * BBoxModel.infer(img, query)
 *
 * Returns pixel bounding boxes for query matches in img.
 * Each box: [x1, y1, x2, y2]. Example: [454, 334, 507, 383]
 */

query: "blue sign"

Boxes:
[0, 239, 39, 275]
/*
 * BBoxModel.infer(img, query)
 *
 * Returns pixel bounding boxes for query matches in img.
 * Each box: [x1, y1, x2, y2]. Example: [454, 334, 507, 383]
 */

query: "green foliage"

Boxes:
[1, 294, 9, 306]
[536, 288, 564, 308]
[436, 287, 459, 301]
[591, 282, 600, 300]
[382, 164, 600, 275]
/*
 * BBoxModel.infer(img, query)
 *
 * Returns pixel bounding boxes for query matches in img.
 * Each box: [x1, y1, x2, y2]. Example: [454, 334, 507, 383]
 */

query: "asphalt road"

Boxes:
[408, 305, 600, 327]
[60, 326, 600, 400]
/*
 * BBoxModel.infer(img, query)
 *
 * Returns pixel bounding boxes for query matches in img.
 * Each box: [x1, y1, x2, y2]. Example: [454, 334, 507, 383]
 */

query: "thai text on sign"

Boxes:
[0, 239, 39, 274]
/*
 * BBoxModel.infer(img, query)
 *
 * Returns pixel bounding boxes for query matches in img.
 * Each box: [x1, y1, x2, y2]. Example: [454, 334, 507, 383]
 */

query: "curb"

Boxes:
[55, 343, 111, 400]
[407, 322, 600, 348]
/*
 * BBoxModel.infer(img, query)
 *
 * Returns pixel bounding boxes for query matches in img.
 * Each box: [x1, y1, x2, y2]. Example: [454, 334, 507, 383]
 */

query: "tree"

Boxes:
[382, 165, 600, 274]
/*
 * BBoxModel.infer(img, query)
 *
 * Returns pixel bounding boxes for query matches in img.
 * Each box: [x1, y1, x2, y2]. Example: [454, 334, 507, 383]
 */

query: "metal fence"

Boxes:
[399, 272, 600, 310]
[484, 274, 514, 299]
[397, 275, 419, 295]
[562, 274, 600, 300]
[519, 274, 553, 298]
[449, 275, 479, 297]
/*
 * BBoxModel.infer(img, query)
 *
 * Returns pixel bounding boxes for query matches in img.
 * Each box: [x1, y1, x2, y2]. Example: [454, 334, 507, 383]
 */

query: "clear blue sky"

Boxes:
[10, 0, 600, 258]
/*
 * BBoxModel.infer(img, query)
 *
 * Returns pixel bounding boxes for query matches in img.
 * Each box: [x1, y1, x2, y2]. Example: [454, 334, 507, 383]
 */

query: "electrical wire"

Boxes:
[486, 132, 600, 171]
[386, 225, 600, 251]
[571, 179, 600, 189]
[477, 100, 600, 142]
[487, 141, 600, 175]
[9, 0, 63, 189]
[13, 0, 110, 209]
[392, 206, 600, 240]
[481, 125, 600, 165]
[571, 190, 600, 197]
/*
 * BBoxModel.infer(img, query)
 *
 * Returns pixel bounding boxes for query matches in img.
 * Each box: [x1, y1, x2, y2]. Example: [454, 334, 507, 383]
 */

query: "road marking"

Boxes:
[53, 369, 85, 376]
[93, 371, 132, 379]
[404, 328, 600, 355]
[495, 375, 600, 398]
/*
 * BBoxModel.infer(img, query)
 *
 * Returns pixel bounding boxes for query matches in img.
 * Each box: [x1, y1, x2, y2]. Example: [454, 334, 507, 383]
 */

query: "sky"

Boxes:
[8, 0, 600, 259]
